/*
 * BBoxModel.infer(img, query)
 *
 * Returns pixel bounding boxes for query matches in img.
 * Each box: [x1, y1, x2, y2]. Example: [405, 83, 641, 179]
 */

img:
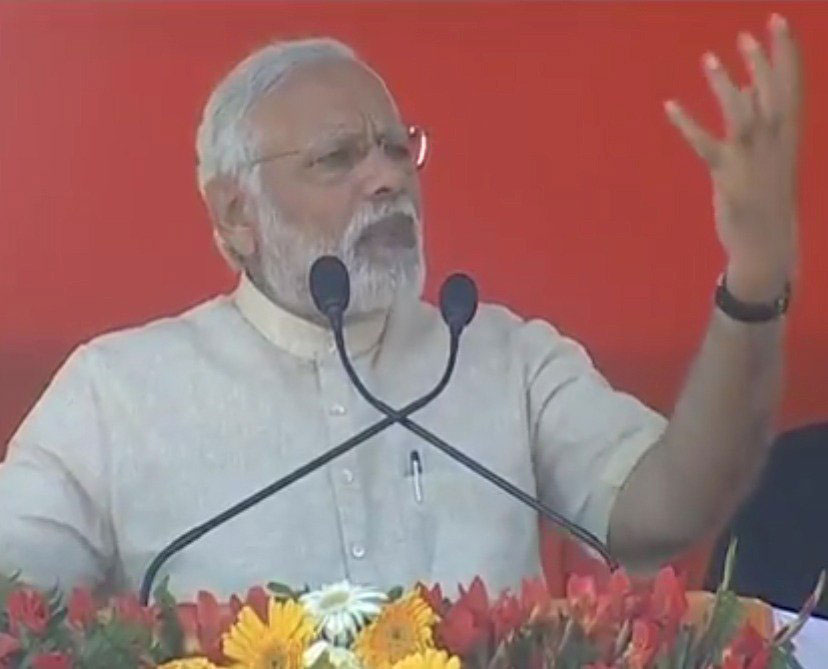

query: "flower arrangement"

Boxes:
[0, 544, 822, 668]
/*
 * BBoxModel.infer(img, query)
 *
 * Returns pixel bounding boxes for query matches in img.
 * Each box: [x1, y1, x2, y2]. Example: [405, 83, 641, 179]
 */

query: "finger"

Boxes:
[664, 100, 721, 166]
[769, 13, 803, 117]
[701, 52, 751, 139]
[738, 31, 778, 123]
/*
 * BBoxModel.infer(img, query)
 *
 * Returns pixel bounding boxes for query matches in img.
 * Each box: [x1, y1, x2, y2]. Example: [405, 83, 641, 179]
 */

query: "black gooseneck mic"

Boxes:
[138, 269, 469, 606]
[310, 255, 618, 570]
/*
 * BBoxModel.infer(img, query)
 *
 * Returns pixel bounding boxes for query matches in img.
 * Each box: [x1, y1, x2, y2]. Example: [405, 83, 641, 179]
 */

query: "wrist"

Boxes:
[725, 260, 791, 303]
[715, 271, 791, 323]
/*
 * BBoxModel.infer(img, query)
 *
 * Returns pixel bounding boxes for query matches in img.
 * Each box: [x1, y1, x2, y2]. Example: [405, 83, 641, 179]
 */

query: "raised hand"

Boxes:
[665, 13, 802, 302]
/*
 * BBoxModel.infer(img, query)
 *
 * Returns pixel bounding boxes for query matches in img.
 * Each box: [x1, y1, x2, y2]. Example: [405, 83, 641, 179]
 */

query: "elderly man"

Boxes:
[0, 16, 801, 600]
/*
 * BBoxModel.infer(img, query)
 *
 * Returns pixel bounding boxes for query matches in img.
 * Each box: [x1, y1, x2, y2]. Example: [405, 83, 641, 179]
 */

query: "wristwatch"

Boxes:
[714, 273, 791, 323]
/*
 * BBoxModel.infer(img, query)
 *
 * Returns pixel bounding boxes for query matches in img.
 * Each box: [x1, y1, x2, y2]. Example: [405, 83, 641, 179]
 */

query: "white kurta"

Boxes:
[0, 275, 666, 599]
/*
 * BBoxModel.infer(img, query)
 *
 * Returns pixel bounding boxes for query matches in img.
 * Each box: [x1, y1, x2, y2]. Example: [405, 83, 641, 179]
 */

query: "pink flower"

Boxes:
[6, 588, 49, 636]
[67, 587, 97, 629]
[31, 652, 72, 669]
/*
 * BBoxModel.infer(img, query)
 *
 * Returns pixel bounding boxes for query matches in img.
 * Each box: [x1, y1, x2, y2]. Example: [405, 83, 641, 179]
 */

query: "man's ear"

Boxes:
[203, 176, 257, 261]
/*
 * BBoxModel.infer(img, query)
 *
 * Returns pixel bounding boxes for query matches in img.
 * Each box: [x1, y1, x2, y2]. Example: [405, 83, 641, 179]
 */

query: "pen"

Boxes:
[410, 450, 423, 503]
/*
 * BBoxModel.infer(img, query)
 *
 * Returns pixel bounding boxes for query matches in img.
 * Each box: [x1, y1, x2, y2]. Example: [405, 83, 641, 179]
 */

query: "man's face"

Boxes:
[241, 58, 425, 320]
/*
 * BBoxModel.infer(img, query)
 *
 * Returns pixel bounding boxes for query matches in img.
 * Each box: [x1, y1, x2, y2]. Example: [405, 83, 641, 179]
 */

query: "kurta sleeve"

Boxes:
[0, 345, 115, 590]
[522, 319, 668, 545]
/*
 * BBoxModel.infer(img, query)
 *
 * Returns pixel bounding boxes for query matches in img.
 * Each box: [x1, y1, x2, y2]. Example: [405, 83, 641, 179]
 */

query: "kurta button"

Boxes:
[342, 469, 354, 484]
[328, 403, 347, 416]
[350, 543, 366, 559]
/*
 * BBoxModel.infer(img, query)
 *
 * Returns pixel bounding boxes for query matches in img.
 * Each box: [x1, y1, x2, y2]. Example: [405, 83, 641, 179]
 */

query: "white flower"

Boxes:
[300, 581, 387, 645]
[305, 640, 364, 668]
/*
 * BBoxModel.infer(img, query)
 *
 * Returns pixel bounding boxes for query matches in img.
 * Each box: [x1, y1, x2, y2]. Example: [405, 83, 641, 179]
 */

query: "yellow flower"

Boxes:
[157, 660, 220, 669]
[353, 592, 437, 669]
[390, 650, 461, 669]
[222, 598, 316, 669]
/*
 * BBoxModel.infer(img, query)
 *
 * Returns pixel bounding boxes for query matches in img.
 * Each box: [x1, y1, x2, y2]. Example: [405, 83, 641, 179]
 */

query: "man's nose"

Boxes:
[359, 145, 409, 199]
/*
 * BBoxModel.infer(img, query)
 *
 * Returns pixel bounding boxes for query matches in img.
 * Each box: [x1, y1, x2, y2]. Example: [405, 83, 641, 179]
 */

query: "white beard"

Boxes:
[249, 187, 425, 321]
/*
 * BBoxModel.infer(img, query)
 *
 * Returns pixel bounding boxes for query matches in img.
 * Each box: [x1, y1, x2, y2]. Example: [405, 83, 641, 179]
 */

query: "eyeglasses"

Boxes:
[244, 124, 429, 184]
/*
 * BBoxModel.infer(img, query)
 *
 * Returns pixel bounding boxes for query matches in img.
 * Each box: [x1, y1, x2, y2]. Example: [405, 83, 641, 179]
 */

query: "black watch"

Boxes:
[714, 273, 791, 323]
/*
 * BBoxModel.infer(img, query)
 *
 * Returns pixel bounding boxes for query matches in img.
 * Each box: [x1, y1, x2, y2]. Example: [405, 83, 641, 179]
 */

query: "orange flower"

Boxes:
[354, 592, 437, 669]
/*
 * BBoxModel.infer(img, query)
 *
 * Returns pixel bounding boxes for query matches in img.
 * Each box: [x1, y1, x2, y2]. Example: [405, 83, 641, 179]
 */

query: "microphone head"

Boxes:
[310, 256, 350, 321]
[439, 273, 478, 333]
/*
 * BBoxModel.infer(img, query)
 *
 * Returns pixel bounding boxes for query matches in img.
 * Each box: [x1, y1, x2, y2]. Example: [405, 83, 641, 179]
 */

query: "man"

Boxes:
[0, 16, 802, 600]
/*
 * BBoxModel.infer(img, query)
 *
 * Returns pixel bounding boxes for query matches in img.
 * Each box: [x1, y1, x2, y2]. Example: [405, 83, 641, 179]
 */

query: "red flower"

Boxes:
[439, 604, 488, 656]
[177, 591, 238, 663]
[721, 624, 771, 669]
[67, 587, 97, 629]
[602, 569, 634, 621]
[491, 592, 526, 644]
[417, 582, 449, 617]
[6, 588, 49, 636]
[567, 573, 601, 632]
[31, 652, 72, 669]
[624, 619, 661, 669]
[243, 586, 270, 623]
[519, 577, 553, 619]
[645, 567, 688, 641]
[112, 593, 157, 628]
[0, 634, 21, 661]
[436, 577, 493, 656]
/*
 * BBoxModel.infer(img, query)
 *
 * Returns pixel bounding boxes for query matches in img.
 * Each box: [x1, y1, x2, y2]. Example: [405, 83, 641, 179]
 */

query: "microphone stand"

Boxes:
[138, 332, 461, 606]
[327, 317, 620, 571]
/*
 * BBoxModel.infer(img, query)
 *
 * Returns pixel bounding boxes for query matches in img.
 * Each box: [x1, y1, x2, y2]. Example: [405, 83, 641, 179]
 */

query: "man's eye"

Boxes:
[313, 148, 354, 169]
[384, 142, 411, 161]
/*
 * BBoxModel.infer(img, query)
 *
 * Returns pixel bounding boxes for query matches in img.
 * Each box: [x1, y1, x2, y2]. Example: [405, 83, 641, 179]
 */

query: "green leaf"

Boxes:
[696, 590, 745, 661]
[386, 586, 403, 602]
[307, 651, 337, 669]
[671, 625, 695, 669]
[719, 536, 739, 594]
[266, 581, 296, 600]
[152, 577, 184, 662]
[77, 619, 152, 669]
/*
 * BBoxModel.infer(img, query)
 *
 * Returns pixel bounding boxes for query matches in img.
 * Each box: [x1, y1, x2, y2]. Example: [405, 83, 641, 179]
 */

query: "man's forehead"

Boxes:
[248, 59, 401, 145]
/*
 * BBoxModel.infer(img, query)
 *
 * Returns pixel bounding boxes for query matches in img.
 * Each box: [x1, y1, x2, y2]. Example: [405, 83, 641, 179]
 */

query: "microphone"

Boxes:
[312, 256, 619, 570]
[138, 271, 466, 605]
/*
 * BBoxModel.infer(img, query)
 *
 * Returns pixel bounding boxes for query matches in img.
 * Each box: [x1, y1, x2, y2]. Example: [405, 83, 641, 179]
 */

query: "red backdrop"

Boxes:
[1, 1, 826, 452]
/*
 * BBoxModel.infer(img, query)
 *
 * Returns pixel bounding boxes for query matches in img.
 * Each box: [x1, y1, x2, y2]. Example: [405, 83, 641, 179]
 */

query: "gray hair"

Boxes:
[195, 37, 357, 194]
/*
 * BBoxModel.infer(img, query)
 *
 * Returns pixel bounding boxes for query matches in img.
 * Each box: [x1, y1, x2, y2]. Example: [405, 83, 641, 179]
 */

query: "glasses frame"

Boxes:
[244, 124, 429, 173]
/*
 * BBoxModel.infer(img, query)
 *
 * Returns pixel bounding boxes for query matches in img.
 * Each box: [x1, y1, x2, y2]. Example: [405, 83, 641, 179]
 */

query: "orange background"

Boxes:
[0, 4, 825, 476]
